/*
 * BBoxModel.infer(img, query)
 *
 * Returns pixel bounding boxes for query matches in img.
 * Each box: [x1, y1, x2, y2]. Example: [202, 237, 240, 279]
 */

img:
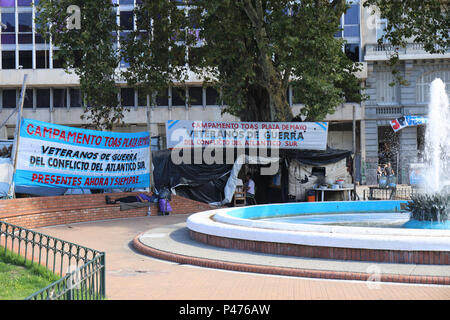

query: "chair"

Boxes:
[233, 185, 246, 207]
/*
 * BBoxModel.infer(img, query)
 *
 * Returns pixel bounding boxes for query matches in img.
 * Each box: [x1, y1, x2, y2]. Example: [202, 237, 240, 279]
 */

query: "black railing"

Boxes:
[363, 186, 419, 201]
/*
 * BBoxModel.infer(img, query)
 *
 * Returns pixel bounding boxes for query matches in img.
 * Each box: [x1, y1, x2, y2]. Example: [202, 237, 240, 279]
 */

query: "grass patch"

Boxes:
[0, 247, 60, 300]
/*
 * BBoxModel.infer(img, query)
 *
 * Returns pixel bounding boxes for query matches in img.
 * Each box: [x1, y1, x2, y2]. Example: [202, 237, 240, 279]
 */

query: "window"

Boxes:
[334, 4, 360, 61]
[376, 72, 399, 104]
[1, 12, 15, 32]
[343, 4, 359, 38]
[121, 88, 135, 107]
[17, 0, 32, 6]
[36, 89, 50, 108]
[19, 51, 32, 69]
[53, 89, 67, 108]
[120, 11, 134, 31]
[1, 12, 16, 45]
[36, 50, 50, 69]
[188, 87, 202, 106]
[137, 89, 147, 107]
[2, 51, 16, 69]
[172, 87, 186, 106]
[345, 43, 360, 62]
[156, 88, 168, 106]
[205, 87, 218, 105]
[34, 12, 47, 44]
[23, 89, 34, 108]
[416, 70, 450, 104]
[70, 88, 82, 107]
[18, 12, 33, 44]
[53, 53, 64, 69]
[334, 3, 360, 39]
[0, 0, 16, 8]
[2, 89, 16, 108]
[376, 18, 388, 43]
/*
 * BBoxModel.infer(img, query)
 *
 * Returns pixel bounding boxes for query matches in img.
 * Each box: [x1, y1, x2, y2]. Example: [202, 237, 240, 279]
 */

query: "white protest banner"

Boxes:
[166, 120, 328, 150]
[15, 118, 150, 189]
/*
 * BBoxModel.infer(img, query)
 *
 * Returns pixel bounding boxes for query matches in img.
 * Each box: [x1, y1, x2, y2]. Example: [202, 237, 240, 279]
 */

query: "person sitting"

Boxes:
[105, 192, 153, 204]
[376, 165, 383, 182]
[244, 173, 256, 205]
[384, 162, 394, 176]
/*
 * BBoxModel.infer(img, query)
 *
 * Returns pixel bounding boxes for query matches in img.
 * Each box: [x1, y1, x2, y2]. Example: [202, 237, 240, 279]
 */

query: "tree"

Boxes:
[124, 0, 364, 122]
[121, 0, 192, 107]
[36, 0, 369, 126]
[36, 0, 123, 130]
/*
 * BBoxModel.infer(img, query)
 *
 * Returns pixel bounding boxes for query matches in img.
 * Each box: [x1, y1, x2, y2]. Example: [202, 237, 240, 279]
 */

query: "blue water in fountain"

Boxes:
[259, 211, 450, 229]
[260, 212, 411, 228]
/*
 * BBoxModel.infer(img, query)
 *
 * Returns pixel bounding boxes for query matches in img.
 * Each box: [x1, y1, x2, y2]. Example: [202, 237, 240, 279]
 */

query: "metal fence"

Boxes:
[363, 186, 419, 201]
[0, 220, 105, 300]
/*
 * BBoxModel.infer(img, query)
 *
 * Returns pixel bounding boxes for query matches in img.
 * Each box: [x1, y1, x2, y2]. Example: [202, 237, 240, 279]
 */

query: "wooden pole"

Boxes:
[8, 74, 28, 199]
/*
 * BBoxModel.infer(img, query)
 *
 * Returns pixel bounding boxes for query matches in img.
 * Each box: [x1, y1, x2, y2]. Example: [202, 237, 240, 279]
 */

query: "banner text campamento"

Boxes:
[25, 122, 149, 148]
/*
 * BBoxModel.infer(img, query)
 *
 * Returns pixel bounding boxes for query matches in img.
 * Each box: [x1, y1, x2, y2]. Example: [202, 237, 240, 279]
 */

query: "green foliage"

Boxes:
[37, 0, 365, 125]
[36, 0, 123, 130]
[364, 0, 449, 85]
[186, 0, 363, 121]
[121, 0, 193, 101]
[0, 248, 59, 300]
[364, 0, 449, 53]
[406, 193, 449, 222]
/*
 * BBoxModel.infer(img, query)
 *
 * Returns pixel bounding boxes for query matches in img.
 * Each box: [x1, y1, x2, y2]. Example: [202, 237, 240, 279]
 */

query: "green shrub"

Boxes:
[406, 193, 449, 222]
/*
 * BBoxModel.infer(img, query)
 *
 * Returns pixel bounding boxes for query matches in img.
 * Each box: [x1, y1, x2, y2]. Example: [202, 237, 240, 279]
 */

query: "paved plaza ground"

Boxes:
[34, 214, 450, 300]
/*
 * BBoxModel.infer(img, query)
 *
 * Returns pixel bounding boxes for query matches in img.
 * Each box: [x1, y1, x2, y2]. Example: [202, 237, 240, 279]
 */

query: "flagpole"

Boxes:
[147, 93, 154, 193]
[8, 74, 28, 199]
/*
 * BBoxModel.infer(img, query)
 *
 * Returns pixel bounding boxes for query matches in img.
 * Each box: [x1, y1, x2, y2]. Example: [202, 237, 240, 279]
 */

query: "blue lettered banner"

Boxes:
[15, 118, 150, 189]
[166, 120, 328, 150]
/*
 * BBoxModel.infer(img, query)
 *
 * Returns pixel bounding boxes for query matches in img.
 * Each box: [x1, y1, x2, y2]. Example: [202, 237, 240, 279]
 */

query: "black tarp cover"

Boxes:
[152, 150, 233, 203]
[152, 147, 351, 204]
[281, 148, 352, 166]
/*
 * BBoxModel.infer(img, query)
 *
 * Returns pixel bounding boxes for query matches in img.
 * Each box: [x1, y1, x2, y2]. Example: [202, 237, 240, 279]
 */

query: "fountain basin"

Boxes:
[187, 201, 450, 264]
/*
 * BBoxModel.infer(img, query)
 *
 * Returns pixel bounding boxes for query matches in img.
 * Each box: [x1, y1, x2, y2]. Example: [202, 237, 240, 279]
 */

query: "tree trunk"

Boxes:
[240, 83, 292, 122]
[240, 0, 293, 123]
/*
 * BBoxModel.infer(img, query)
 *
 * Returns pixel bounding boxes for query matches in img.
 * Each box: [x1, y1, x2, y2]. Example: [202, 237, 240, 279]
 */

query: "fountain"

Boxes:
[185, 79, 449, 265]
[404, 78, 450, 229]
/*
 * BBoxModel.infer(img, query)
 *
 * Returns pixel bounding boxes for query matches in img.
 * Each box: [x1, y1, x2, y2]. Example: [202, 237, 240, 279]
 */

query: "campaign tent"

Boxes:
[283, 148, 352, 201]
[151, 147, 352, 205]
[152, 149, 233, 204]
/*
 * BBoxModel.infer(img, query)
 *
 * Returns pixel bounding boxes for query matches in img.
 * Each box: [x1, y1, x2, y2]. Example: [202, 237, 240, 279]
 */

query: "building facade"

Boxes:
[0, 0, 448, 185]
[362, 1, 450, 184]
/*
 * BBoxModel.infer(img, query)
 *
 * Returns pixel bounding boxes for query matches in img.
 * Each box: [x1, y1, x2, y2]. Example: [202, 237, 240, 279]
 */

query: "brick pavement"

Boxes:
[35, 214, 450, 300]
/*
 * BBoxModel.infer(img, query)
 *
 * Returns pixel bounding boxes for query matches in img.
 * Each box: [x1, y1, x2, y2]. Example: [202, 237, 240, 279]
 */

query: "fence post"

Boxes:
[100, 253, 106, 299]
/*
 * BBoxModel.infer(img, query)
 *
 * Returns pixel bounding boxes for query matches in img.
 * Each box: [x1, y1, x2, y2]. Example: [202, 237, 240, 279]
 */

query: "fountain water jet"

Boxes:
[423, 78, 450, 194]
[405, 78, 449, 228]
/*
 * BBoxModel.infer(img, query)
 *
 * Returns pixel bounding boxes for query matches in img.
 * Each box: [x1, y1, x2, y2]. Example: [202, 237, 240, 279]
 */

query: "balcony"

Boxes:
[0, 69, 79, 87]
[364, 43, 450, 61]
